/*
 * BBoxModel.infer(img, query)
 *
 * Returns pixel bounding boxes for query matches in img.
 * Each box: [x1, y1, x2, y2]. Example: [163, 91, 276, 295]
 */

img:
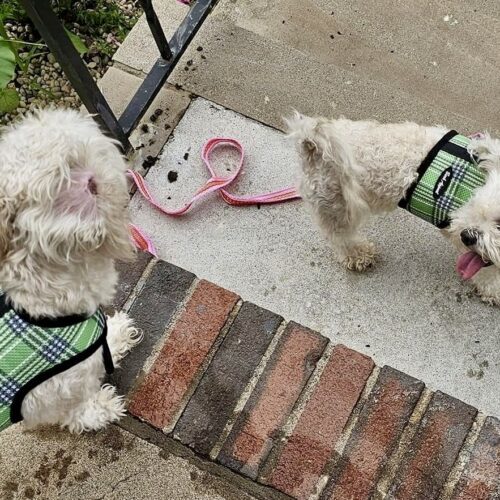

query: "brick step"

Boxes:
[111, 254, 500, 500]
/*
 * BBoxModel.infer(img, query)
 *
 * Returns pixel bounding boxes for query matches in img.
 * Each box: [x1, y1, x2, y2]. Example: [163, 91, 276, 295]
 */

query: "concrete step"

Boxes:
[115, 0, 500, 134]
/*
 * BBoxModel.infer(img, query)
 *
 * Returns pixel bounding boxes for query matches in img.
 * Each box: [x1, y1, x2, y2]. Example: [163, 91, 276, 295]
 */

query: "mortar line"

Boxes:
[374, 387, 433, 499]
[439, 412, 487, 500]
[122, 256, 158, 313]
[311, 365, 381, 500]
[164, 298, 244, 434]
[113, 60, 148, 79]
[258, 341, 335, 482]
[210, 320, 289, 460]
[134, 276, 200, 382]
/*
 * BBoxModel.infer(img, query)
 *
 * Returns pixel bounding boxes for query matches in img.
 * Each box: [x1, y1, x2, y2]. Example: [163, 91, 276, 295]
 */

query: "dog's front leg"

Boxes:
[57, 312, 143, 433]
[21, 352, 122, 433]
[471, 265, 500, 306]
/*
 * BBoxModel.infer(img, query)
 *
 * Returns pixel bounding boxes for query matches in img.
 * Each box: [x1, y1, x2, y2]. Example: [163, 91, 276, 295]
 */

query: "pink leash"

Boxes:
[128, 138, 301, 255]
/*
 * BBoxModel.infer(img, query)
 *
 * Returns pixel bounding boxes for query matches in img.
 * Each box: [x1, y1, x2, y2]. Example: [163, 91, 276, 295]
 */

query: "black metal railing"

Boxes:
[19, 0, 218, 151]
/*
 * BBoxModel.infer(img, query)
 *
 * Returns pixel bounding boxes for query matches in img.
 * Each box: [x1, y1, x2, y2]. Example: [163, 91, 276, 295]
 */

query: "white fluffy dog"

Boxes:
[287, 112, 500, 305]
[0, 109, 141, 433]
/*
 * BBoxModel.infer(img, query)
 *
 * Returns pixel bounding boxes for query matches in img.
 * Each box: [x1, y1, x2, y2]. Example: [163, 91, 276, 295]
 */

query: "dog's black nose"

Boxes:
[460, 229, 478, 247]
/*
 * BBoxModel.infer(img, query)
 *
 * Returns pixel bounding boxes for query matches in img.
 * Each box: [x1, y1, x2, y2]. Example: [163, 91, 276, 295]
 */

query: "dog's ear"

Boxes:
[55, 168, 98, 217]
[469, 134, 500, 171]
[0, 197, 15, 259]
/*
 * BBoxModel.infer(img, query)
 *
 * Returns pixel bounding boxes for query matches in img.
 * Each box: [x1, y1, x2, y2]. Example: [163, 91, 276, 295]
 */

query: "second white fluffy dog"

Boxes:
[287, 112, 500, 305]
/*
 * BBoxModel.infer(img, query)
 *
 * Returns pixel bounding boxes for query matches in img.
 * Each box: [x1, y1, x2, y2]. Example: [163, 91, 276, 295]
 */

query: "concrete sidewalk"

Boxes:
[0, 424, 256, 500]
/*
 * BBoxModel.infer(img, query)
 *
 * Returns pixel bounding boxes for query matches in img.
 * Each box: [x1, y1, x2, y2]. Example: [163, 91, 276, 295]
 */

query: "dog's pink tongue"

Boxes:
[456, 252, 487, 280]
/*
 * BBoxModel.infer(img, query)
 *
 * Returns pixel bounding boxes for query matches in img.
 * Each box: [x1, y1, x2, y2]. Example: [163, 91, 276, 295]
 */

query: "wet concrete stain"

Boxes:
[1, 481, 18, 500]
[99, 426, 126, 452]
[23, 486, 35, 499]
[263, 284, 277, 297]
[33, 448, 75, 489]
[467, 353, 490, 380]
[74, 470, 91, 482]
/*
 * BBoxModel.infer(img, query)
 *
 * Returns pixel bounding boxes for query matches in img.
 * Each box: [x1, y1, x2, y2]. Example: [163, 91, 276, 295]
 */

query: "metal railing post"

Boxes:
[119, 0, 217, 136]
[138, 0, 172, 60]
[19, 0, 132, 151]
[18, 0, 219, 152]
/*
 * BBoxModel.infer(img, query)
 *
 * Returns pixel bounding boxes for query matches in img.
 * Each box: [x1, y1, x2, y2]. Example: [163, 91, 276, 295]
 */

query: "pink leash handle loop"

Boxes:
[128, 137, 301, 255]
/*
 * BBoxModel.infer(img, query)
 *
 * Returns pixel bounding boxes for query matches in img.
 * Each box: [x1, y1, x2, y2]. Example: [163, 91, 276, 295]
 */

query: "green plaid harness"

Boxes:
[399, 131, 485, 228]
[0, 294, 113, 431]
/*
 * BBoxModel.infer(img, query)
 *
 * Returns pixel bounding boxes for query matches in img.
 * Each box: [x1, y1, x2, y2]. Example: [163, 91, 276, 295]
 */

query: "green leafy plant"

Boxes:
[0, 20, 21, 113]
[64, 27, 87, 55]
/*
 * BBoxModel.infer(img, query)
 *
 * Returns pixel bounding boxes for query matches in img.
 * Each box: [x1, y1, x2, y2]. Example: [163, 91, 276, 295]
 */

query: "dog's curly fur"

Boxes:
[286, 112, 500, 305]
[0, 109, 141, 432]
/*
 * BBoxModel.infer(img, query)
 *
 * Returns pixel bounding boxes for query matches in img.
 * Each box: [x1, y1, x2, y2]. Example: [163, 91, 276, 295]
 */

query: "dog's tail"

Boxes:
[284, 110, 368, 221]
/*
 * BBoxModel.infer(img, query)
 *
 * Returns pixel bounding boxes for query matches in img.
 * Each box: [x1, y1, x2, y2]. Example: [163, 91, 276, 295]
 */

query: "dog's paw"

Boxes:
[470, 267, 500, 307]
[475, 288, 500, 307]
[343, 242, 378, 272]
[107, 311, 143, 363]
[65, 385, 126, 433]
[95, 384, 126, 421]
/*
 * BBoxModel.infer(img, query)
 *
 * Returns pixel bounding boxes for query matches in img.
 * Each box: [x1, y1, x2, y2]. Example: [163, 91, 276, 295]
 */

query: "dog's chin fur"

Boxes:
[286, 111, 500, 305]
[0, 108, 141, 432]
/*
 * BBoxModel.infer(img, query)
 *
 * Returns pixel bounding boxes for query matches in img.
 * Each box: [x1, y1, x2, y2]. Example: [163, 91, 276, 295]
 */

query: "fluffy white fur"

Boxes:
[286, 112, 500, 305]
[0, 108, 141, 432]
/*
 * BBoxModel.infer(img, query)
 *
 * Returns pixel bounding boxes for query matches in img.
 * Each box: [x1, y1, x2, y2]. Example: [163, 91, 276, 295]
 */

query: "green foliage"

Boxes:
[56, 0, 74, 11]
[0, 0, 139, 114]
[0, 40, 16, 88]
[77, 2, 134, 40]
[0, 1, 28, 25]
[0, 1, 88, 114]
[0, 87, 19, 113]
[64, 27, 88, 55]
[0, 16, 20, 114]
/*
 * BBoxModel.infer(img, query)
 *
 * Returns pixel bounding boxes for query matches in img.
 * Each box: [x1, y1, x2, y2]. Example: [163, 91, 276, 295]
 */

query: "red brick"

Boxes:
[322, 366, 424, 500]
[264, 345, 374, 499]
[452, 417, 500, 500]
[389, 391, 477, 499]
[219, 323, 327, 479]
[128, 280, 239, 430]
